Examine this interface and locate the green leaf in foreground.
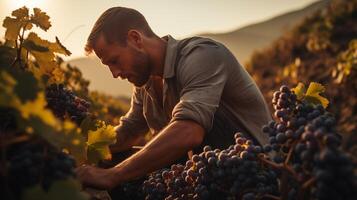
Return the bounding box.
[22,179,89,200]
[86,121,116,164]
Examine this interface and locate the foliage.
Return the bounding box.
[246,0,357,152]
[0,6,127,200]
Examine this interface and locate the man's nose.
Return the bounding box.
[109,67,121,78]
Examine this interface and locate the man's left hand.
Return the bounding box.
[76,165,117,190]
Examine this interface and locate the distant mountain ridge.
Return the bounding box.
[68,56,134,97]
[67,0,329,97]
[200,0,330,63]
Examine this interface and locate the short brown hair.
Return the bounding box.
[85,7,156,54]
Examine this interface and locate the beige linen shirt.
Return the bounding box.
[117,35,271,146]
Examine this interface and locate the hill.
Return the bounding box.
[68,56,133,98]
[67,1,329,98]
[200,0,330,64]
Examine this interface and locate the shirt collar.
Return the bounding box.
[162,35,179,79]
[143,35,179,92]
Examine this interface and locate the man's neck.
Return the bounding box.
[148,36,168,79]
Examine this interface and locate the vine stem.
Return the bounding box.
[13,22,29,69]
[284,140,298,165]
[302,177,316,189]
[258,155,283,169]
[18,27,25,69]
[0,135,31,148]
[296,177,316,200]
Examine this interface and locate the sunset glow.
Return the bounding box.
[8,0,47,9]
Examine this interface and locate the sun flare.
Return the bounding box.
[8,0,47,9]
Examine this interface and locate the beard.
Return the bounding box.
[130,48,151,87]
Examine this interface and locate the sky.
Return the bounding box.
[0,0,319,60]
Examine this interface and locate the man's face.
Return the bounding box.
[93,34,151,87]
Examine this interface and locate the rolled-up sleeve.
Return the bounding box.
[116,87,149,135]
[170,44,228,132]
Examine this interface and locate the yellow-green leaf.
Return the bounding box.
[30,8,51,31]
[305,82,329,108]
[87,144,112,164]
[292,82,306,100]
[305,82,325,96]
[48,67,65,84]
[27,61,43,80]
[2,17,22,41]
[26,32,57,74]
[60,120,87,165]
[87,123,116,145]
[50,37,71,56]
[0,71,18,107]
[23,39,49,52]
[27,32,52,49]
[12,6,29,20]
[18,92,58,127]
[86,122,116,164]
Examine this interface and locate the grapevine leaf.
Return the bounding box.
[13,70,40,102]
[18,92,58,127]
[26,32,57,74]
[86,122,116,164]
[87,144,111,164]
[60,120,87,165]
[27,32,51,47]
[305,82,329,108]
[26,33,70,77]
[24,22,33,30]
[2,17,22,41]
[22,179,89,200]
[292,82,306,100]
[0,71,18,107]
[27,61,43,80]
[0,45,16,66]
[30,8,51,31]
[79,117,98,136]
[87,122,116,145]
[48,67,65,84]
[22,39,49,52]
[12,6,29,20]
[50,37,71,56]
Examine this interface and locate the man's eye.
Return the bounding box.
[109,60,117,65]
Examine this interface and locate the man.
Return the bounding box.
[76,7,271,189]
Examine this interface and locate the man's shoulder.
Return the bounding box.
[178,36,223,56]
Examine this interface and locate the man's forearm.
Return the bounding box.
[110,120,205,185]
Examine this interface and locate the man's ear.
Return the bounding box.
[127,30,143,48]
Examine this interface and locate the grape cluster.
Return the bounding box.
[45,83,90,125]
[262,85,356,200]
[141,84,356,200]
[142,133,278,200]
[6,142,76,199]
